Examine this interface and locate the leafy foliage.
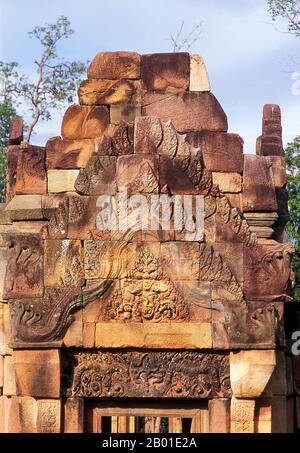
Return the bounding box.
[285,136,300,298]
[0,99,19,202]
[0,16,86,142]
[267,0,300,35]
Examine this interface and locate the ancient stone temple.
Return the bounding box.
[0,51,299,433]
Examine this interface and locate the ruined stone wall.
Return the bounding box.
[0,51,298,433]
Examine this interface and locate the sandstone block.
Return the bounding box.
[43,195,69,239]
[230,350,276,398]
[3,355,16,396]
[0,395,12,432]
[276,187,289,220]
[160,242,200,280]
[79,79,140,105]
[7,396,38,433]
[231,398,255,433]
[6,145,19,202]
[269,156,287,188]
[95,322,212,349]
[75,155,116,195]
[64,397,84,433]
[106,121,134,155]
[16,146,47,194]
[88,51,140,79]
[244,243,293,301]
[212,242,244,282]
[198,132,244,173]
[83,322,95,348]
[5,195,43,220]
[110,103,142,124]
[259,104,284,156]
[37,399,61,433]
[189,55,211,92]
[243,155,277,211]
[0,247,8,300]
[134,116,162,154]
[174,281,211,322]
[42,194,66,219]
[68,195,101,240]
[9,119,23,145]
[212,301,278,349]
[116,154,159,193]
[13,349,60,398]
[159,155,200,195]
[3,234,44,299]
[141,52,190,92]
[269,351,288,396]
[0,303,12,355]
[208,399,230,433]
[254,399,272,433]
[142,92,228,133]
[14,221,46,235]
[212,172,242,193]
[84,242,126,280]
[44,239,84,287]
[0,204,12,225]
[63,309,83,347]
[61,104,109,140]
[46,136,96,169]
[5,396,22,432]
[48,169,79,193]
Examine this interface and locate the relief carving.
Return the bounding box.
[244,243,294,301]
[47,196,69,239]
[212,301,279,349]
[199,244,244,302]
[108,121,134,155]
[158,119,257,247]
[3,234,44,299]
[75,155,116,195]
[10,280,111,344]
[107,279,189,322]
[66,351,232,399]
[37,400,60,433]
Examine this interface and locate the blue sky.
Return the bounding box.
[0,0,299,152]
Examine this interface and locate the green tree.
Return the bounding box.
[0,98,19,202]
[267,0,300,35]
[0,16,86,143]
[285,137,300,298]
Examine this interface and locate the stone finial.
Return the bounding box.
[257,104,284,156]
[8,119,23,145]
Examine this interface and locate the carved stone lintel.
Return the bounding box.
[65,351,231,399]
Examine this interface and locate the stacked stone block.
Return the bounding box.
[0,51,298,433]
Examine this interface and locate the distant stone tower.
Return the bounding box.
[0,51,298,433]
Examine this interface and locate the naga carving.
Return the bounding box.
[3,234,44,299]
[10,280,111,344]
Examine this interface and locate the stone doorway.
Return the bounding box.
[84,400,209,433]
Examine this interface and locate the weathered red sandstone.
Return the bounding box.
[0,51,295,434]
